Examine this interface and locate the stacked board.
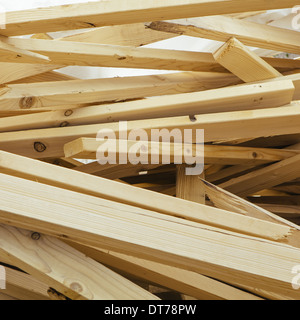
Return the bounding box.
[0,0,300,300]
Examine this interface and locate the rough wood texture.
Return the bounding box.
[213,38,282,82]
[0,224,157,300]
[0,174,299,298]
[0,2,300,301]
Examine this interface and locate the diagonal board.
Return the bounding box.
[2,37,300,72]
[0,224,157,300]
[0,21,179,85]
[0,40,50,64]
[201,179,300,231]
[68,242,264,300]
[148,16,300,55]
[0,71,240,112]
[2,0,300,36]
[213,38,282,82]
[59,23,177,46]
[220,154,300,198]
[0,37,228,72]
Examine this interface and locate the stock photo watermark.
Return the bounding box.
[292,265,300,290]
[96,122,205,176]
[292,5,300,30]
[0,265,5,290]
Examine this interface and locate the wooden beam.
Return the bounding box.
[176,165,206,204]
[248,196,300,207]
[8,71,78,84]
[64,138,204,163]
[3,267,50,300]
[2,103,300,159]
[64,138,300,165]
[1,38,227,72]
[261,71,300,101]
[220,154,300,197]
[0,40,50,64]
[68,243,263,300]
[60,23,177,46]
[2,37,299,73]
[213,38,282,82]
[0,62,61,85]
[0,71,240,112]
[3,0,299,36]
[0,174,299,298]
[0,224,157,300]
[81,164,164,180]
[206,164,259,183]
[255,204,300,217]
[202,179,300,231]
[148,16,300,55]
[0,80,294,131]
[0,293,18,300]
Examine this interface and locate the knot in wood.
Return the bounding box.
[31,232,41,241]
[20,96,36,109]
[34,142,47,153]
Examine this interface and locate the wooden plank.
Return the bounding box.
[148,16,300,55]
[3,0,299,36]
[80,164,164,180]
[0,173,298,298]
[2,38,227,72]
[68,243,263,300]
[248,196,300,207]
[60,23,177,46]
[0,62,62,85]
[0,71,240,112]
[0,109,50,119]
[220,154,300,197]
[8,71,78,84]
[201,179,300,231]
[0,224,157,300]
[3,37,300,72]
[0,80,294,130]
[3,267,50,300]
[176,165,206,204]
[64,138,203,163]
[0,293,18,300]
[0,150,296,242]
[64,138,300,165]
[2,103,300,159]
[44,157,83,169]
[273,183,300,195]
[213,38,282,82]
[206,164,259,183]
[255,204,300,217]
[261,71,300,100]
[0,40,50,64]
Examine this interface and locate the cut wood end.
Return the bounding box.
[279,228,300,249]
[213,37,239,61]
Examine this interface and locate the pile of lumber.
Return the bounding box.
[1,0,300,301]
